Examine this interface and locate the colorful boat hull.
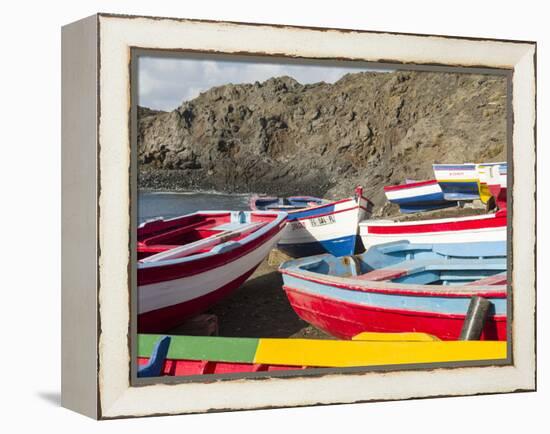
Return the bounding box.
[433,163,480,201]
[138,211,287,332]
[280,241,507,341]
[476,162,505,204]
[137,333,506,377]
[488,163,508,210]
[359,210,507,250]
[384,179,458,213]
[276,187,373,257]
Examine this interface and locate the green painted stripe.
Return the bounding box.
[138,334,260,363]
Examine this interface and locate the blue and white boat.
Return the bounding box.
[253,187,374,257]
[383,179,457,213]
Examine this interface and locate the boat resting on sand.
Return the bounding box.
[476,162,506,204]
[488,163,508,211]
[279,240,507,341]
[383,180,457,213]
[138,210,287,332]
[269,187,374,257]
[137,332,506,377]
[250,195,327,211]
[359,210,506,250]
[433,163,480,201]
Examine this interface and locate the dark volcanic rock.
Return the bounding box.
[138,71,507,206]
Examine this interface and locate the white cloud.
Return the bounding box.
[138,56,392,111]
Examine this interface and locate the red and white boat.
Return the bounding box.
[383,179,457,213]
[359,210,506,250]
[137,210,287,332]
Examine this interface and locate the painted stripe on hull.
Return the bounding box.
[278,196,370,257]
[388,192,447,205]
[284,286,506,340]
[437,181,480,200]
[137,334,506,374]
[139,230,279,315]
[384,184,442,201]
[384,185,458,213]
[138,264,260,332]
[362,212,505,234]
[360,227,506,250]
[138,334,259,361]
[254,337,506,366]
[383,180,438,192]
[281,275,507,316]
[138,218,285,284]
[359,213,507,249]
[287,204,336,220]
[137,357,301,375]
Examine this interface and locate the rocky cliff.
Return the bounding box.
[138,70,507,207]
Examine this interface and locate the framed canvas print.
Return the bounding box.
[61,13,536,419]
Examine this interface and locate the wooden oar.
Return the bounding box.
[141,221,266,263]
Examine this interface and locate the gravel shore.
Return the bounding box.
[169,249,333,339]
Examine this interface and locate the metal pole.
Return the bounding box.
[459,296,492,341]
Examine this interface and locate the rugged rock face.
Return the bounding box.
[138,70,507,206]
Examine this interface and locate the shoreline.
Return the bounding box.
[138,168,333,198]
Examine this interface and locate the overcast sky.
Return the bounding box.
[138,56,388,111]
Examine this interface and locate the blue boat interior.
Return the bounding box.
[281,241,507,286]
[255,196,325,211]
[438,181,480,200]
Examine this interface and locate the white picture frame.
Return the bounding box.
[61,13,536,419]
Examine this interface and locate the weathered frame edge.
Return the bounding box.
[61,13,100,419]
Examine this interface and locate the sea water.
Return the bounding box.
[138,190,252,223]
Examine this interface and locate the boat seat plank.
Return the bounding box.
[465,272,507,286]
[141,219,217,246]
[141,222,264,263]
[214,222,257,231]
[353,258,504,282]
[355,268,409,281]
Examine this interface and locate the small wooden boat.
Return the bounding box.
[359,210,506,250]
[250,195,327,211]
[279,241,507,341]
[476,162,505,204]
[138,210,287,332]
[383,180,457,213]
[488,163,508,210]
[253,187,374,257]
[137,332,506,377]
[433,163,480,201]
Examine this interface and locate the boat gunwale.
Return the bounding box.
[279,267,507,298]
[383,179,439,192]
[359,211,507,234]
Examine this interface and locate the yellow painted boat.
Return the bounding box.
[138,333,507,376]
[476,163,505,204]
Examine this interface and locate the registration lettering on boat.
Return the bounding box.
[309,214,336,227]
[290,221,307,231]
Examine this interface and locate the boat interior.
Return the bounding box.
[285,241,507,286]
[256,196,325,210]
[137,212,267,262]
